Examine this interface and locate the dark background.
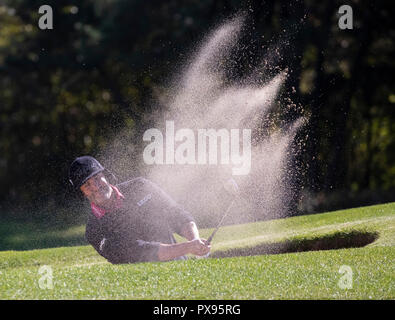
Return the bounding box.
[1,0,394,224]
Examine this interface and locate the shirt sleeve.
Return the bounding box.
[145,179,196,235]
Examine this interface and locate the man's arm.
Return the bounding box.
[143,179,210,261]
[179,221,201,240]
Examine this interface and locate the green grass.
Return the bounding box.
[0,203,394,299]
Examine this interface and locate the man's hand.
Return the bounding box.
[188,238,211,256]
[157,221,211,261]
[157,238,211,261]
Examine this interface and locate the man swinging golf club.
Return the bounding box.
[68,155,211,264]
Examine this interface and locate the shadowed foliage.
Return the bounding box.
[0,1,394,220]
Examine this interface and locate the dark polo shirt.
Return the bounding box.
[85,177,195,264]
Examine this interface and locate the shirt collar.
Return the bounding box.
[90,185,124,219]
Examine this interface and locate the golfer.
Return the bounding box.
[68,156,211,264]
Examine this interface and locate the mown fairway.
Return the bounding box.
[0,203,394,299]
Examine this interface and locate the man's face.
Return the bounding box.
[80,172,113,206]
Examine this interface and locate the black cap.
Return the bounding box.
[68,156,105,189]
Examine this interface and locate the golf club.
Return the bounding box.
[207,178,239,244]
[206,198,236,244]
[197,178,239,259]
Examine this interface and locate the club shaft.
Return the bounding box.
[207,199,235,244]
